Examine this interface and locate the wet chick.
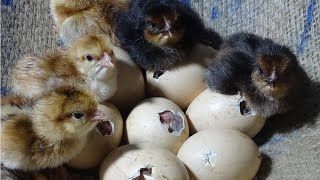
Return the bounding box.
[205,33,307,117]
[115,0,222,72]
[50,0,128,46]
[11,34,118,102]
[1,86,105,171]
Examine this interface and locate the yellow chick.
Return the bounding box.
[50,0,128,46]
[11,34,118,102]
[1,86,105,171]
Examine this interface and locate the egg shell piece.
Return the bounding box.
[177,128,261,180]
[68,103,123,169]
[99,144,190,180]
[186,89,266,137]
[146,44,217,110]
[110,46,145,113]
[126,97,189,154]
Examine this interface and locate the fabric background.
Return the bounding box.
[1,0,319,179]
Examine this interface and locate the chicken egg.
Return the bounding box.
[186,89,266,137]
[110,46,145,113]
[177,128,261,180]
[67,103,123,169]
[126,97,189,153]
[146,44,217,110]
[99,144,190,180]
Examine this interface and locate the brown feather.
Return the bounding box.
[1,86,99,171]
[50,0,129,46]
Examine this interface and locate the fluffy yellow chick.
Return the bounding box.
[50,0,128,46]
[1,86,105,171]
[11,34,118,102]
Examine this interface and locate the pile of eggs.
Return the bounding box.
[70,44,265,179]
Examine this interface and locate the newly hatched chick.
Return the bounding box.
[205,33,307,117]
[1,86,105,171]
[50,0,128,46]
[115,0,222,72]
[11,34,118,102]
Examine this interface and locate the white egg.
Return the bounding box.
[177,128,261,180]
[126,97,189,153]
[146,44,217,110]
[186,89,266,137]
[110,46,145,113]
[68,103,123,169]
[100,144,190,180]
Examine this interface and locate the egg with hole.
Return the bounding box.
[110,46,145,113]
[146,44,217,110]
[177,128,261,180]
[67,103,123,169]
[126,97,189,153]
[100,144,190,180]
[186,89,266,137]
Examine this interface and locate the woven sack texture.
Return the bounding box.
[1,0,319,179]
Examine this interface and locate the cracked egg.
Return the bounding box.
[126,97,189,153]
[109,46,145,113]
[99,145,190,180]
[146,44,217,110]
[186,89,266,137]
[177,128,261,180]
[68,103,123,169]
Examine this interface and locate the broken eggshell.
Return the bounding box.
[99,144,190,180]
[146,44,217,110]
[126,97,189,153]
[177,128,261,180]
[110,46,145,113]
[67,103,123,169]
[186,89,266,137]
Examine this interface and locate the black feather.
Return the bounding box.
[115,0,221,71]
[205,49,254,95]
[205,32,307,117]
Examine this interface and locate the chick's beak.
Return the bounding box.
[268,71,277,88]
[163,20,173,37]
[99,52,115,68]
[90,109,106,121]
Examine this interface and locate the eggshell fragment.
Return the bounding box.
[110,46,145,113]
[126,97,189,153]
[99,145,190,180]
[177,129,261,180]
[186,89,266,137]
[68,103,123,169]
[146,44,217,110]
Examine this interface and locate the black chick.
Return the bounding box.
[205,33,307,117]
[115,0,222,72]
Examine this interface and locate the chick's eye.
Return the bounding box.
[147,22,156,28]
[72,112,84,119]
[258,67,263,74]
[86,55,93,61]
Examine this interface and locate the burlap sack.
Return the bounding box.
[1,0,319,179]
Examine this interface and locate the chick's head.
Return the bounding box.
[69,34,116,78]
[252,45,298,98]
[142,2,185,47]
[33,86,105,139]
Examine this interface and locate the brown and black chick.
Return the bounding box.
[1,86,106,171]
[205,33,308,118]
[115,0,222,73]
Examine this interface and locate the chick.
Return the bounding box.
[205,33,307,117]
[50,0,128,46]
[115,0,222,72]
[1,86,105,171]
[11,34,118,102]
